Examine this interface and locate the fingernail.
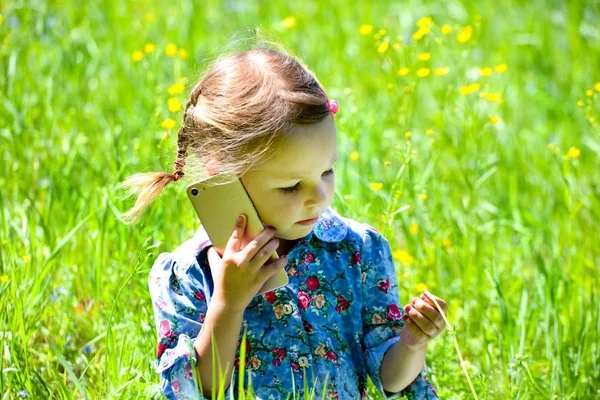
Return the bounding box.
[402,314,409,320]
[237,215,244,224]
[412,298,417,305]
[404,304,412,312]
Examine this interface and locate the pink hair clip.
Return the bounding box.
[318,87,339,115]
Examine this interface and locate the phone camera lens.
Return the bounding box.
[191,188,199,196]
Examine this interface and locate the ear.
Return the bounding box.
[206,159,220,177]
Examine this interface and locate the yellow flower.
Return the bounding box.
[456,25,473,43]
[377,41,389,53]
[282,16,296,29]
[144,12,155,22]
[178,48,189,60]
[370,183,383,191]
[442,238,451,248]
[458,83,481,95]
[168,83,185,95]
[417,16,432,28]
[416,283,428,292]
[165,43,177,56]
[586,89,593,97]
[489,115,501,124]
[374,33,382,40]
[484,93,501,102]
[441,24,453,35]
[412,26,430,40]
[418,193,428,201]
[0,275,7,282]
[143,43,156,54]
[22,255,31,262]
[418,52,431,61]
[161,118,176,129]
[426,129,434,136]
[392,249,414,264]
[359,24,373,35]
[393,43,402,50]
[590,116,597,124]
[405,131,412,138]
[409,223,419,234]
[384,160,391,167]
[350,151,360,161]
[131,50,144,62]
[595,82,600,91]
[566,147,581,159]
[433,67,449,76]
[379,28,387,35]
[416,68,430,77]
[397,68,410,76]
[577,100,584,107]
[547,143,555,150]
[494,63,508,73]
[480,67,493,76]
[167,98,182,113]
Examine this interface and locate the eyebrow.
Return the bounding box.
[277,154,338,181]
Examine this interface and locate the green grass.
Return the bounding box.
[1,0,600,398]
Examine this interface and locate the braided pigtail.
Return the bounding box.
[118,85,201,224]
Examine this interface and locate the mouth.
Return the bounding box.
[296,215,320,225]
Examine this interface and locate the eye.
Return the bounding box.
[278,168,335,195]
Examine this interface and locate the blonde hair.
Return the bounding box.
[118,44,331,224]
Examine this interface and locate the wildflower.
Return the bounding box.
[489,116,501,124]
[494,63,508,73]
[131,50,144,62]
[350,152,360,161]
[442,238,451,248]
[484,93,501,102]
[0,275,8,282]
[384,160,391,167]
[566,147,580,159]
[393,43,402,50]
[392,249,414,264]
[370,183,383,191]
[441,24,453,35]
[168,83,185,95]
[591,116,597,124]
[595,82,600,91]
[65,333,73,348]
[405,131,412,138]
[17,390,30,398]
[547,143,555,150]
[22,255,30,262]
[409,223,419,234]
[416,68,430,77]
[418,193,427,201]
[397,68,410,76]
[144,12,155,22]
[167,98,182,113]
[282,16,296,29]
[456,25,473,43]
[0,15,3,25]
[480,67,492,76]
[416,283,428,292]
[412,26,430,40]
[178,48,189,60]
[374,33,382,40]
[433,67,449,76]
[378,28,387,35]
[161,118,176,129]
[426,129,434,136]
[577,100,584,107]
[377,41,389,53]
[165,43,177,56]
[586,89,593,97]
[143,43,156,54]
[359,24,373,35]
[458,83,481,95]
[418,52,431,61]
[417,16,432,28]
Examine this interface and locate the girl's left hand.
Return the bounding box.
[400,291,447,348]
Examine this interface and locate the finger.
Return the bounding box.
[421,291,448,314]
[258,254,289,282]
[404,304,436,338]
[249,237,280,268]
[402,317,429,346]
[224,214,246,256]
[207,246,222,267]
[238,226,277,262]
[411,298,445,330]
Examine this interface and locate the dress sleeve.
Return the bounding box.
[360,225,439,400]
[149,251,211,400]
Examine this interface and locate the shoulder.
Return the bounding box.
[319,208,388,250]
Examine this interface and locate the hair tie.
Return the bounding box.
[317,87,339,115]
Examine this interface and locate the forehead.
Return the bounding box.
[257,117,338,178]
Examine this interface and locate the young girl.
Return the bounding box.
[121,46,447,400]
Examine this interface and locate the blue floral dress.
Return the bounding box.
[148,207,438,399]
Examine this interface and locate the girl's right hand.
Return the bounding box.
[206,214,288,313]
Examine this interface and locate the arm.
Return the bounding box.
[194,300,244,398]
[380,342,427,393]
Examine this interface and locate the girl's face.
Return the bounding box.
[241,116,337,241]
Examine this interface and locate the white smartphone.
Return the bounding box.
[186,174,289,296]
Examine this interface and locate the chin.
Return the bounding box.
[275,225,313,240]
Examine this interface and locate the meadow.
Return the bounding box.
[1,0,599,398]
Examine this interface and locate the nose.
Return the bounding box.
[305,182,328,208]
